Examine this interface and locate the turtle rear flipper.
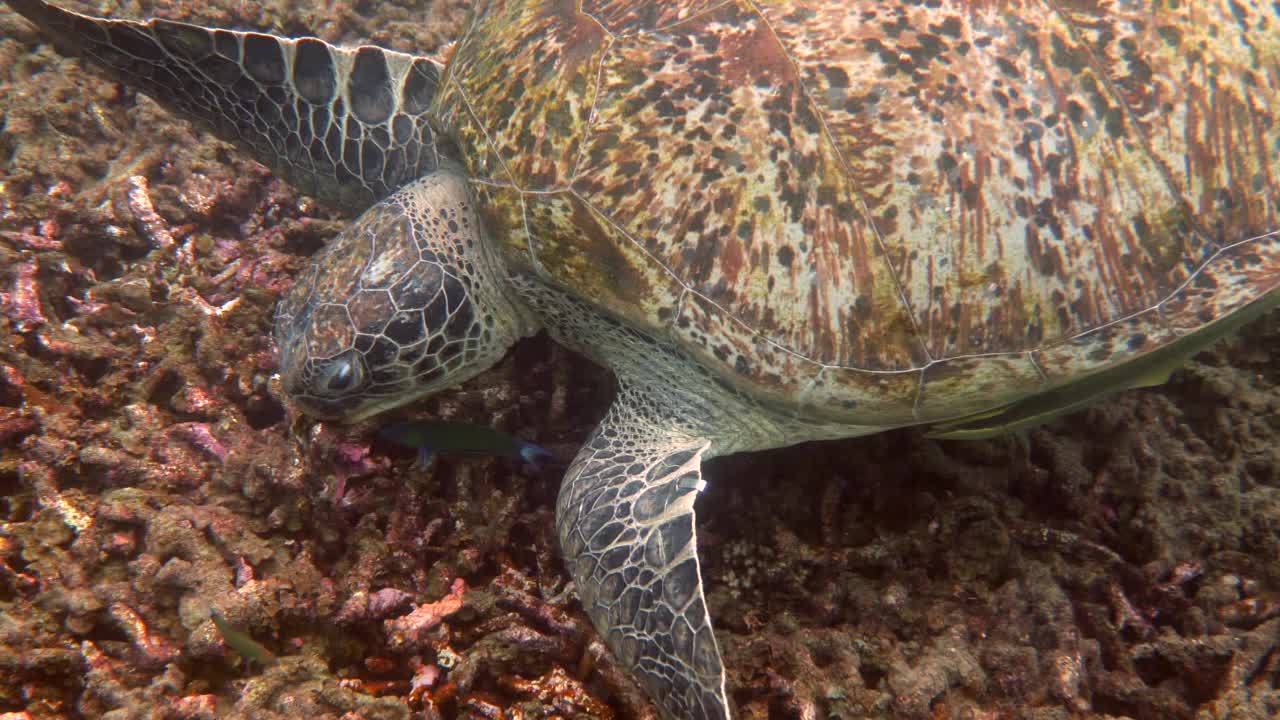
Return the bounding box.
[558,390,730,720]
[7,0,443,210]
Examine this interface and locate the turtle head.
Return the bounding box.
[274,171,536,422]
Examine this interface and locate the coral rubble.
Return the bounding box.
[2,2,1278,719]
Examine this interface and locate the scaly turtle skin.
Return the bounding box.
[9,1,1279,718]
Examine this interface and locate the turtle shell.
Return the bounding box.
[434,0,1280,424]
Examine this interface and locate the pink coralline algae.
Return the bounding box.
[124,175,177,253]
[5,260,44,332]
[107,601,180,668]
[385,578,468,650]
[167,422,229,463]
[334,587,413,625]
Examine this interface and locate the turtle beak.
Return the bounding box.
[275,334,305,398]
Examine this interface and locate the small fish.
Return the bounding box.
[210,609,277,666]
[380,419,554,469]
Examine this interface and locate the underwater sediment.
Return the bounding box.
[2,1,1279,719]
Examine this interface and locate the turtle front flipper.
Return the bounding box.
[558,397,729,720]
[6,0,442,210]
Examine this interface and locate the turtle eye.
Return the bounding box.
[319,352,362,395]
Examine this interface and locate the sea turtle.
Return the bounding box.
[8,0,1280,717]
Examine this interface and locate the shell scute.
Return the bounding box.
[799,363,921,424]
[438,0,609,189]
[572,0,924,372]
[580,0,731,36]
[1054,1,1280,244]
[524,192,687,329]
[1158,234,1280,336]
[916,353,1045,420]
[759,1,1209,363]
[464,181,528,264]
[1032,307,1173,385]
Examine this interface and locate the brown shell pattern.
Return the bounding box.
[435,0,1280,423]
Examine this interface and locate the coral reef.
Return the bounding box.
[2,1,1278,719]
